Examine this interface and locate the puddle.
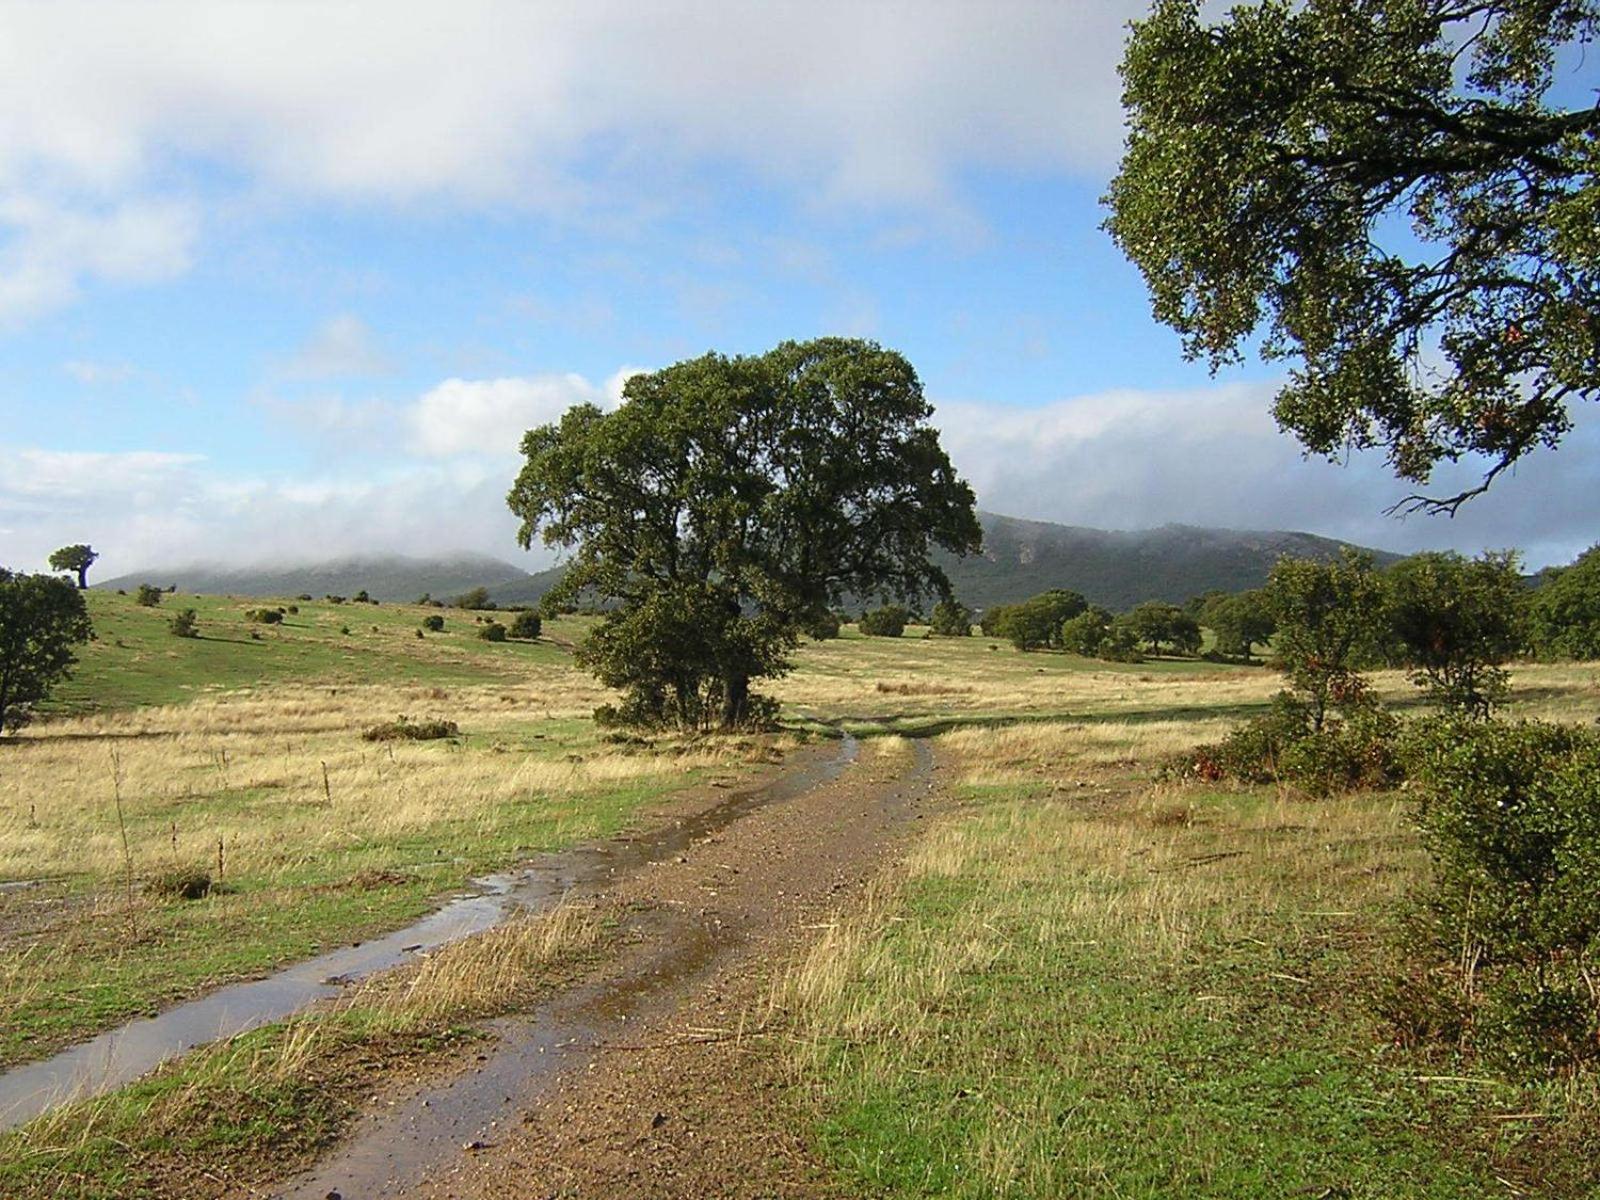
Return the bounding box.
[270,736,932,1200]
[0,734,858,1133]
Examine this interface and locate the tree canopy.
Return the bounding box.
[1108,1,1599,513]
[1382,549,1526,716]
[1530,544,1600,658]
[1266,550,1385,729]
[507,338,981,729]
[48,544,98,589]
[0,568,93,733]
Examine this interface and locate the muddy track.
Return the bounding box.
[269,736,940,1200]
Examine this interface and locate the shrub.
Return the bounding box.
[287,604,299,614]
[858,605,910,637]
[147,864,212,900]
[455,587,492,610]
[1185,691,1400,796]
[168,609,199,638]
[326,594,346,604]
[361,716,460,742]
[421,614,445,632]
[929,599,973,637]
[1399,719,1600,1071]
[245,607,283,624]
[354,589,371,603]
[509,610,542,639]
[134,583,163,607]
[297,593,313,601]
[478,621,508,642]
[1060,607,1112,657]
[804,609,842,640]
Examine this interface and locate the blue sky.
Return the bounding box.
[2,2,1595,576]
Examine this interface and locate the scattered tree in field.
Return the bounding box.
[1202,589,1276,659]
[509,609,542,640]
[1060,607,1114,656]
[1266,551,1384,730]
[245,607,284,625]
[169,609,199,638]
[1530,545,1600,660]
[507,338,980,730]
[421,614,445,633]
[48,544,98,589]
[0,569,93,734]
[454,587,492,610]
[1383,551,1526,718]
[478,621,508,642]
[929,599,973,637]
[859,605,912,638]
[1121,601,1201,656]
[134,583,163,607]
[992,589,1089,651]
[804,609,842,640]
[1107,1,1600,513]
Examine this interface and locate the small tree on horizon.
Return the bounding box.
[48,545,98,590]
[0,569,93,735]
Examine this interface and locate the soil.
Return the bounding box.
[279,737,943,1200]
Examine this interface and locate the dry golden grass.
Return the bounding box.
[0,680,784,884]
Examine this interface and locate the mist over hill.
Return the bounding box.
[99,513,1401,611]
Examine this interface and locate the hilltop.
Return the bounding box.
[97,513,1400,612]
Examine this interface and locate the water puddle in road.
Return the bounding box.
[0,734,858,1132]
[270,736,933,1200]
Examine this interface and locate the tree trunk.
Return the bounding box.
[76,566,88,589]
[721,672,749,731]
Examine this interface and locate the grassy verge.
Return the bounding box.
[0,901,608,1200]
[1,676,787,1067]
[776,727,1600,1198]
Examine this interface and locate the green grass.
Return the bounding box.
[52,591,575,712]
[782,770,1600,1198]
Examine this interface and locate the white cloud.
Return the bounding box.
[934,384,1600,569]
[409,369,637,458]
[282,314,392,379]
[0,192,197,322]
[0,4,1136,212]
[63,359,138,385]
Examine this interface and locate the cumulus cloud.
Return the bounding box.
[408,367,641,457]
[0,192,197,322]
[934,384,1600,569]
[0,4,1136,212]
[282,314,392,379]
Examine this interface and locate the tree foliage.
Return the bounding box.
[507,338,980,729]
[0,569,93,734]
[986,589,1089,651]
[48,544,98,589]
[1530,543,1600,659]
[1266,550,1384,729]
[1202,589,1276,658]
[859,605,912,638]
[1120,600,1203,655]
[1108,0,1600,512]
[928,599,974,637]
[1383,550,1527,716]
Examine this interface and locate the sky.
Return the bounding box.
[2,1,1595,579]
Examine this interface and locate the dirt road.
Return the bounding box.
[270,735,941,1200]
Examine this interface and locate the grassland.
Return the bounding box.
[0,591,782,1069]
[3,592,1598,1197]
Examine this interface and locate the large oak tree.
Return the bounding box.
[0,569,93,734]
[507,338,981,730]
[1107,0,1599,512]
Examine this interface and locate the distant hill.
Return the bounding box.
[934,513,1402,612]
[99,553,540,604]
[99,513,1400,611]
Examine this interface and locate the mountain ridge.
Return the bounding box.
[99,512,1403,611]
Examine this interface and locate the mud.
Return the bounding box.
[0,735,858,1132]
[271,737,938,1200]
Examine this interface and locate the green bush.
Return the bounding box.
[509,610,542,639]
[804,609,842,640]
[928,599,973,637]
[245,607,283,624]
[858,605,910,637]
[1186,691,1400,796]
[421,614,445,632]
[134,583,163,607]
[1400,719,1600,1072]
[478,621,508,642]
[168,609,199,638]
